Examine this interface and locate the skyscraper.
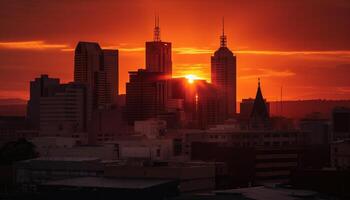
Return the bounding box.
[126,69,168,125]
[74,42,102,88]
[102,49,119,105]
[145,16,172,76]
[74,42,102,109]
[125,17,172,125]
[211,19,237,120]
[74,42,118,109]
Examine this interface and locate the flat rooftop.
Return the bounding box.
[43,177,176,189]
[215,186,318,200]
[22,157,100,162]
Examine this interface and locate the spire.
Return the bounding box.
[251,78,269,119]
[249,78,270,129]
[154,14,161,41]
[220,17,227,47]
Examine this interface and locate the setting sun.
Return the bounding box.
[185,74,200,84]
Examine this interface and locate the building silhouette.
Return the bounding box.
[126,18,172,125]
[74,42,118,110]
[39,83,89,144]
[192,80,221,129]
[145,16,172,76]
[126,69,168,125]
[165,78,222,129]
[102,49,119,105]
[27,75,60,129]
[332,107,350,140]
[211,19,237,120]
[27,75,90,144]
[250,79,270,129]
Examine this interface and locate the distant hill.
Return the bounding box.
[0,99,27,116]
[1,98,350,119]
[269,99,350,119]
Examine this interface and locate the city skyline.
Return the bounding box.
[1,0,350,101]
[1,2,350,199]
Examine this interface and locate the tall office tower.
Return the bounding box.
[74,41,118,109]
[74,42,102,88]
[145,16,172,76]
[74,42,102,109]
[102,49,119,105]
[211,20,237,119]
[39,83,89,144]
[27,74,60,129]
[126,69,168,125]
[192,80,221,129]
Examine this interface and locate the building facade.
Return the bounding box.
[211,23,237,119]
[126,69,168,125]
[27,75,60,129]
[39,83,90,144]
[332,107,350,140]
[145,17,172,76]
[74,42,118,110]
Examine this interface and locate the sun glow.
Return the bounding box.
[185,74,200,84]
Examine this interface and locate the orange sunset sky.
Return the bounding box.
[0,0,349,101]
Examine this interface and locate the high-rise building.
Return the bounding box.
[125,18,172,125]
[39,83,90,144]
[193,80,221,129]
[27,74,60,129]
[27,75,91,144]
[74,42,101,88]
[74,41,118,109]
[126,69,168,125]
[102,49,119,105]
[167,78,222,129]
[211,20,237,119]
[145,16,172,76]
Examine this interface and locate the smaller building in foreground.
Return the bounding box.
[39,177,178,200]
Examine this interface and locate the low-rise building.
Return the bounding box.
[332,107,350,140]
[39,177,179,200]
[299,114,330,145]
[134,119,167,138]
[15,157,106,192]
[331,139,350,169]
[104,160,223,193]
[0,116,38,146]
[31,137,118,160]
[110,136,173,160]
[179,127,311,186]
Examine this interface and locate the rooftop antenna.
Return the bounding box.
[154,14,161,41]
[220,17,227,47]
